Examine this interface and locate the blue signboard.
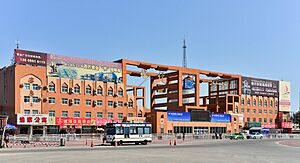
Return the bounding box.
[167,112,191,122]
[210,114,231,123]
[183,76,195,89]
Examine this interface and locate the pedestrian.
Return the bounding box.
[102,133,106,144]
[219,133,222,139]
[215,132,218,139]
[4,132,9,148]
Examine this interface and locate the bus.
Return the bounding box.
[105,123,152,145]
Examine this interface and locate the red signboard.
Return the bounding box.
[55,118,115,127]
[261,124,276,128]
[14,49,47,66]
[281,122,292,128]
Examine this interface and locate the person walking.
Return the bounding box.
[4,132,9,148]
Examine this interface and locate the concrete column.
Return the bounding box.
[29,126,33,139]
[43,126,47,137]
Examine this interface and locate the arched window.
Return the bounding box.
[108,87,113,96]
[74,84,80,94]
[241,98,245,105]
[85,85,92,94]
[49,82,55,92]
[247,99,250,105]
[275,100,278,107]
[253,99,256,106]
[264,100,267,107]
[160,115,164,119]
[118,88,123,96]
[62,83,68,93]
[259,100,262,106]
[270,100,273,107]
[128,99,133,108]
[97,86,103,95]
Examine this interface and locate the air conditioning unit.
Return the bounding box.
[43,86,48,90]
[93,89,97,96]
[43,98,48,102]
[124,102,128,106]
[19,84,24,88]
[114,93,118,97]
[92,101,97,107]
[38,85,42,90]
[114,101,118,108]
[69,88,74,94]
[38,98,43,102]
[69,99,73,105]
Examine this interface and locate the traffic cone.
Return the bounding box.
[174,139,176,146]
[91,141,94,147]
[169,140,172,146]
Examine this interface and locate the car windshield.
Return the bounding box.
[106,127,116,135]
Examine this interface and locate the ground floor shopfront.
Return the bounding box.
[166,122,231,134]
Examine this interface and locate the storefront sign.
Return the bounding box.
[47,54,122,82]
[211,114,231,123]
[14,49,47,66]
[167,112,191,122]
[96,118,115,126]
[124,117,146,123]
[281,122,292,128]
[279,81,291,112]
[242,76,279,97]
[261,124,276,128]
[247,122,261,128]
[55,117,115,127]
[17,114,49,125]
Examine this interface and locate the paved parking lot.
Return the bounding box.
[0,139,299,163]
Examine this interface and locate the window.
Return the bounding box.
[108,87,113,96]
[259,110,262,114]
[32,97,39,103]
[253,99,256,106]
[49,97,55,104]
[275,110,278,114]
[253,118,256,122]
[253,109,256,114]
[247,109,250,113]
[86,100,92,106]
[128,100,133,108]
[74,85,80,94]
[85,85,92,94]
[118,101,123,107]
[108,112,113,118]
[275,101,278,107]
[32,84,39,90]
[270,118,273,123]
[259,118,262,122]
[241,98,245,105]
[264,118,267,123]
[49,110,55,117]
[24,96,30,103]
[97,87,103,95]
[259,100,262,106]
[74,99,80,105]
[128,113,133,117]
[97,112,103,118]
[62,111,68,117]
[108,101,113,107]
[118,113,123,119]
[138,113,142,117]
[49,84,55,92]
[62,98,68,105]
[264,100,267,107]
[270,100,273,107]
[24,83,30,90]
[269,110,273,114]
[264,110,267,114]
[247,99,250,105]
[24,109,30,114]
[62,84,68,93]
[241,108,244,113]
[74,111,80,118]
[32,110,38,114]
[247,118,250,122]
[86,112,91,118]
[97,100,102,106]
[118,89,123,96]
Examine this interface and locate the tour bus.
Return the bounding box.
[105,123,152,145]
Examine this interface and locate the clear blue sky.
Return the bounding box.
[1,0,300,112]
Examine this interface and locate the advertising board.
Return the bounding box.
[241,76,279,97]
[14,49,47,66]
[279,81,291,112]
[47,54,122,83]
[182,74,195,89]
[17,114,49,125]
[210,114,231,123]
[191,111,210,122]
[55,117,115,127]
[167,112,191,122]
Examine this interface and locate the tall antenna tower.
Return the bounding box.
[182,39,187,68]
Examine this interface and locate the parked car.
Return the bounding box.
[229,133,244,140]
[247,132,263,139]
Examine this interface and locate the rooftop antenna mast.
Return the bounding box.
[182,39,187,68]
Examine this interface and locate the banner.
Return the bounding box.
[55,117,115,127]
[167,112,191,122]
[242,76,279,97]
[14,49,47,66]
[47,54,122,82]
[17,114,49,125]
[279,81,291,112]
[262,124,276,128]
[210,114,231,123]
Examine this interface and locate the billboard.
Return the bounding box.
[47,54,122,83]
[279,81,291,112]
[191,111,210,122]
[17,114,49,125]
[182,74,195,89]
[14,49,47,66]
[210,114,231,123]
[242,76,279,97]
[167,112,191,122]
